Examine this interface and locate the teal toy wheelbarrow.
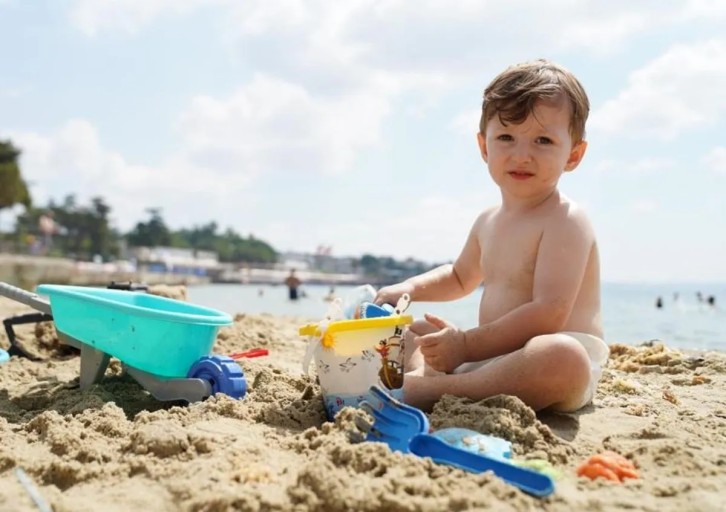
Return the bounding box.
[0,282,246,402]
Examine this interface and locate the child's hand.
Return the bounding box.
[415,313,468,373]
[375,282,413,306]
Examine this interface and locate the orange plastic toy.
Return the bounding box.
[576,451,639,482]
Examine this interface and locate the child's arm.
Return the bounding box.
[376,212,486,305]
[417,208,594,372]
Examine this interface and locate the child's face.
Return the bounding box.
[478,99,587,201]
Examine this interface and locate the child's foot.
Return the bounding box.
[402,373,439,412]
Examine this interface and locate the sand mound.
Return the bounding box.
[1,295,725,511]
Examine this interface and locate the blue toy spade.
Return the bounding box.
[360,386,555,498]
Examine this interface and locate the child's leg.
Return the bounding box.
[403,333,592,412]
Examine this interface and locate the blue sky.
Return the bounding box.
[1,0,725,283]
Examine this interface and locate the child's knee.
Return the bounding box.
[531,334,591,388]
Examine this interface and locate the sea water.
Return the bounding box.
[188,282,726,352]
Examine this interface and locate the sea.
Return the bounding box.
[188,282,726,352]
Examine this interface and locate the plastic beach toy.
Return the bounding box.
[511,459,562,480]
[37,284,230,377]
[577,451,639,482]
[300,294,413,419]
[342,285,377,319]
[361,386,555,497]
[0,349,9,364]
[359,302,395,318]
[0,282,246,403]
[431,427,512,461]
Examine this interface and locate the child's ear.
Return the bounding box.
[564,140,588,172]
[477,132,488,162]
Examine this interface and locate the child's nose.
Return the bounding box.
[511,143,532,162]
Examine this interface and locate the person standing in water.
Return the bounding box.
[284,269,302,301]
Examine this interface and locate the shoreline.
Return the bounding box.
[0,254,377,288]
[1,294,725,511]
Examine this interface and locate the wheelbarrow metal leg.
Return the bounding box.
[58,332,111,389]
[79,346,111,389]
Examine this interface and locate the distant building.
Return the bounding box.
[128,246,220,276]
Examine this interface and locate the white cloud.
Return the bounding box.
[8,120,258,232]
[682,0,726,18]
[65,0,726,137]
[590,157,675,175]
[258,190,491,262]
[590,39,726,140]
[557,10,652,54]
[320,194,488,262]
[67,1,718,70]
[630,199,658,213]
[449,109,480,137]
[0,86,25,99]
[176,73,392,175]
[69,0,219,36]
[702,146,726,173]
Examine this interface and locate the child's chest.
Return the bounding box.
[478,217,543,284]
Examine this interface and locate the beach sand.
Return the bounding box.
[1,290,725,511]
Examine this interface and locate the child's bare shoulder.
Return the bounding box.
[547,196,596,239]
[475,205,499,224]
[470,206,500,239]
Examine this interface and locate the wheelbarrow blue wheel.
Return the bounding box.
[187,355,247,399]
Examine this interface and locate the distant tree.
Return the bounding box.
[0,140,32,213]
[53,195,119,259]
[87,197,117,257]
[13,194,120,259]
[360,254,381,275]
[227,232,276,263]
[170,224,277,263]
[179,222,219,252]
[126,208,172,247]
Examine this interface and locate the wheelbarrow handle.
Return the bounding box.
[0,282,52,315]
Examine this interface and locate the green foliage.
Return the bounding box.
[213,230,277,263]
[14,194,120,259]
[0,140,32,211]
[125,211,277,264]
[1,138,426,272]
[174,224,277,263]
[126,208,172,247]
[5,180,423,273]
[360,253,432,279]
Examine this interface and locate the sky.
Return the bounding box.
[1,0,725,283]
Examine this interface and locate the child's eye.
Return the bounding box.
[496,134,513,141]
[535,136,553,145]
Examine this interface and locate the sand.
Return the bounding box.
[1,289,725,511]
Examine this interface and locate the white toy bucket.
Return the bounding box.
[300,314,413,419]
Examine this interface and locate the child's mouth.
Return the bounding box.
[508,171,534,180]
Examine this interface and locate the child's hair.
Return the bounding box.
[480,59,590,143]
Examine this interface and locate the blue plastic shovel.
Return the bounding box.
[360,386,555,498]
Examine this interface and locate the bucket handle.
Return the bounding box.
[394,294,411,315]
